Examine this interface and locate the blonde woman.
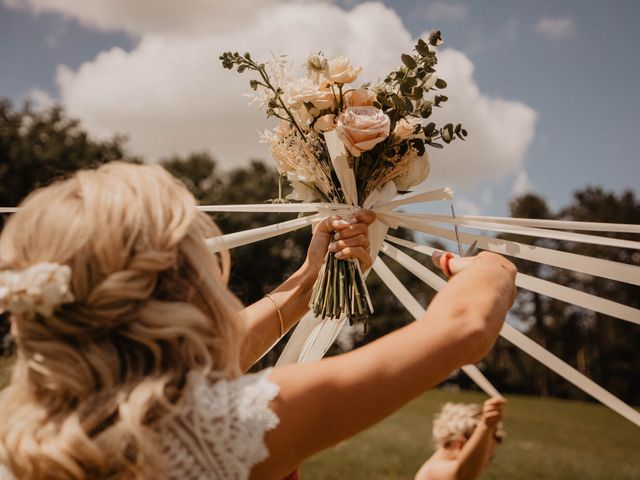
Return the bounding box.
[414,397,506,480]
[0,162,516,479]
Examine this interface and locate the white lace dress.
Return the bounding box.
[0,369,281,480]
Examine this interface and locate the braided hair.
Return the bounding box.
[0,162,245,479]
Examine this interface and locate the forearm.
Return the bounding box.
[455,424,494,480]
[256,259,513,477]
[261,297,489,475]
[240,263,317,370]
[429,259,515,361]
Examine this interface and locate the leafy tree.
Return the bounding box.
[0,99,136,211]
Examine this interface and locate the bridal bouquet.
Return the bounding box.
[220,31,466,326]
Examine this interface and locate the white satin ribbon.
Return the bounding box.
[325,130,358,207]
[205,213,326,253]
[451,214,640,234]
[377,241,640,428]
[392,212,640,250]
[390,220,640,286]
[384,235,640,326]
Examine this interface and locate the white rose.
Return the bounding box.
[327,56,362,84]
[286,180,319,202]
[394,150,430,191]
[289,80,335,111]
[313,114,336,133]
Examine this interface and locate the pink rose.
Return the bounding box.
[343,88,376,108]
[336,107,390,157]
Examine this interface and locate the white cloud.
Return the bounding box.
[55,2,412,163]
[24,88,55,110]
[423,47,538,189]
[534,17,576,39]
[2,0,287,37]
[26,1,535,191]
[423,2,468,23]
[512,169,534,195]
[454,196,481,216]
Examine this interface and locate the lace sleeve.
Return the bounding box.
[158,368,281,480]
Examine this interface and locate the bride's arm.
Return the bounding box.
[251,251,516,479]
[239,211,375,370]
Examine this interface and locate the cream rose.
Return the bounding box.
[336,107,390,157]
[344,88,376,108]
[313,114,336,133]
[393,118,421,140]
[327,56,362,84]
[394,150,430,191]
[289,80,335,111]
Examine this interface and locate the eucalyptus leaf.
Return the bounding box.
[415,39,430,56]
[401,54,417,69]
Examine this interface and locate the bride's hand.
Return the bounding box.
[303,210,376,275]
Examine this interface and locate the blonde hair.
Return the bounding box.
[432,402,505,449]
[0,162,245,479]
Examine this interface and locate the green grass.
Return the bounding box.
[301,389,640,480]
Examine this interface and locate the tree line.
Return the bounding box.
[1,98,638,404]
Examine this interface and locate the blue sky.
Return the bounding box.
[1,0,638,216]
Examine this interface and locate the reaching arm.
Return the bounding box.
[239,211,376,370]
[453,397,506,480]
[251,251,517,479]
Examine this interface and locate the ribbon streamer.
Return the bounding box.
[392,212,640,250]
[377,241,640,428]
[391,220,640,286]
[450,214,640,234]
[205,213,325,253]
[385,235,640,326]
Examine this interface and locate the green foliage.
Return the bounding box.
[219,51,306,137]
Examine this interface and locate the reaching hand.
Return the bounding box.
[481,396,506,429]
[305,210,376,274]
[432,250,517,307]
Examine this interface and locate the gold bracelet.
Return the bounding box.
[265,293,284,338]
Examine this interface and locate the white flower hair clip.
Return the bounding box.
[0,262,74,317]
